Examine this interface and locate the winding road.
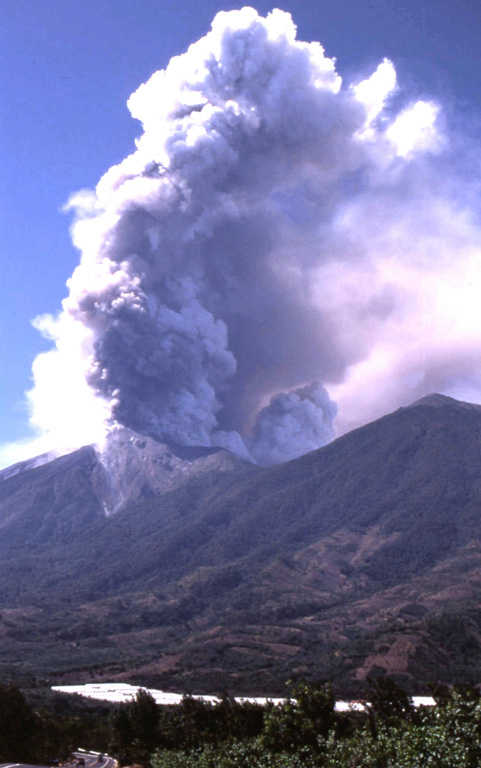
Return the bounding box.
[0,752,117,768]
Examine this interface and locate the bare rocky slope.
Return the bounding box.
[1,394,481,696]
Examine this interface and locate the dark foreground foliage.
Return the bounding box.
[0,682,113,763]
[151,680,481,768]
[2,678,481,767]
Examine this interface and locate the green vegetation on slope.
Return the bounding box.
[3,398,481,692]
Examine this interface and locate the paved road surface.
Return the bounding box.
[0,752,116,768]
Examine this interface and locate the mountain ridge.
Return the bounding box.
[1,394,481,695]
[404,392,481,412]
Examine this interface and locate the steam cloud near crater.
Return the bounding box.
[8,7,481,467]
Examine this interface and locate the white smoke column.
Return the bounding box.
[6,6,481,469]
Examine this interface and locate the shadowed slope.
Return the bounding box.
[1,395,481,693]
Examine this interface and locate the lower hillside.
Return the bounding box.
[1,395,481,695]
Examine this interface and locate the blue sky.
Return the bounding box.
[1,0,481,457]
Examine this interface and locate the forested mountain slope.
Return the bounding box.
[1,394,481,695]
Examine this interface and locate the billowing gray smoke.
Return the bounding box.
[14,7,481,469]
[61,7,356,465]
[251,383,337,465]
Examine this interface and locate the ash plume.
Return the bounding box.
[5,7,481,469]
[251,383,337,466]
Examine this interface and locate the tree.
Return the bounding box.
[261,680,336,752]
[368,676,415,723]
[0,683,37,762]
[110,688,159,763]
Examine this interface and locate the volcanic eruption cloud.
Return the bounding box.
[16,8,481,466]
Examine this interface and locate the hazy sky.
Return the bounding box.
[1,0,481,464]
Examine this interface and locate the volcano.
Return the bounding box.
[1,394,481,696]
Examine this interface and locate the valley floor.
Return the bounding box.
[52,681,436,709]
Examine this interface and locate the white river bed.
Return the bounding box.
[52,682,435,710]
